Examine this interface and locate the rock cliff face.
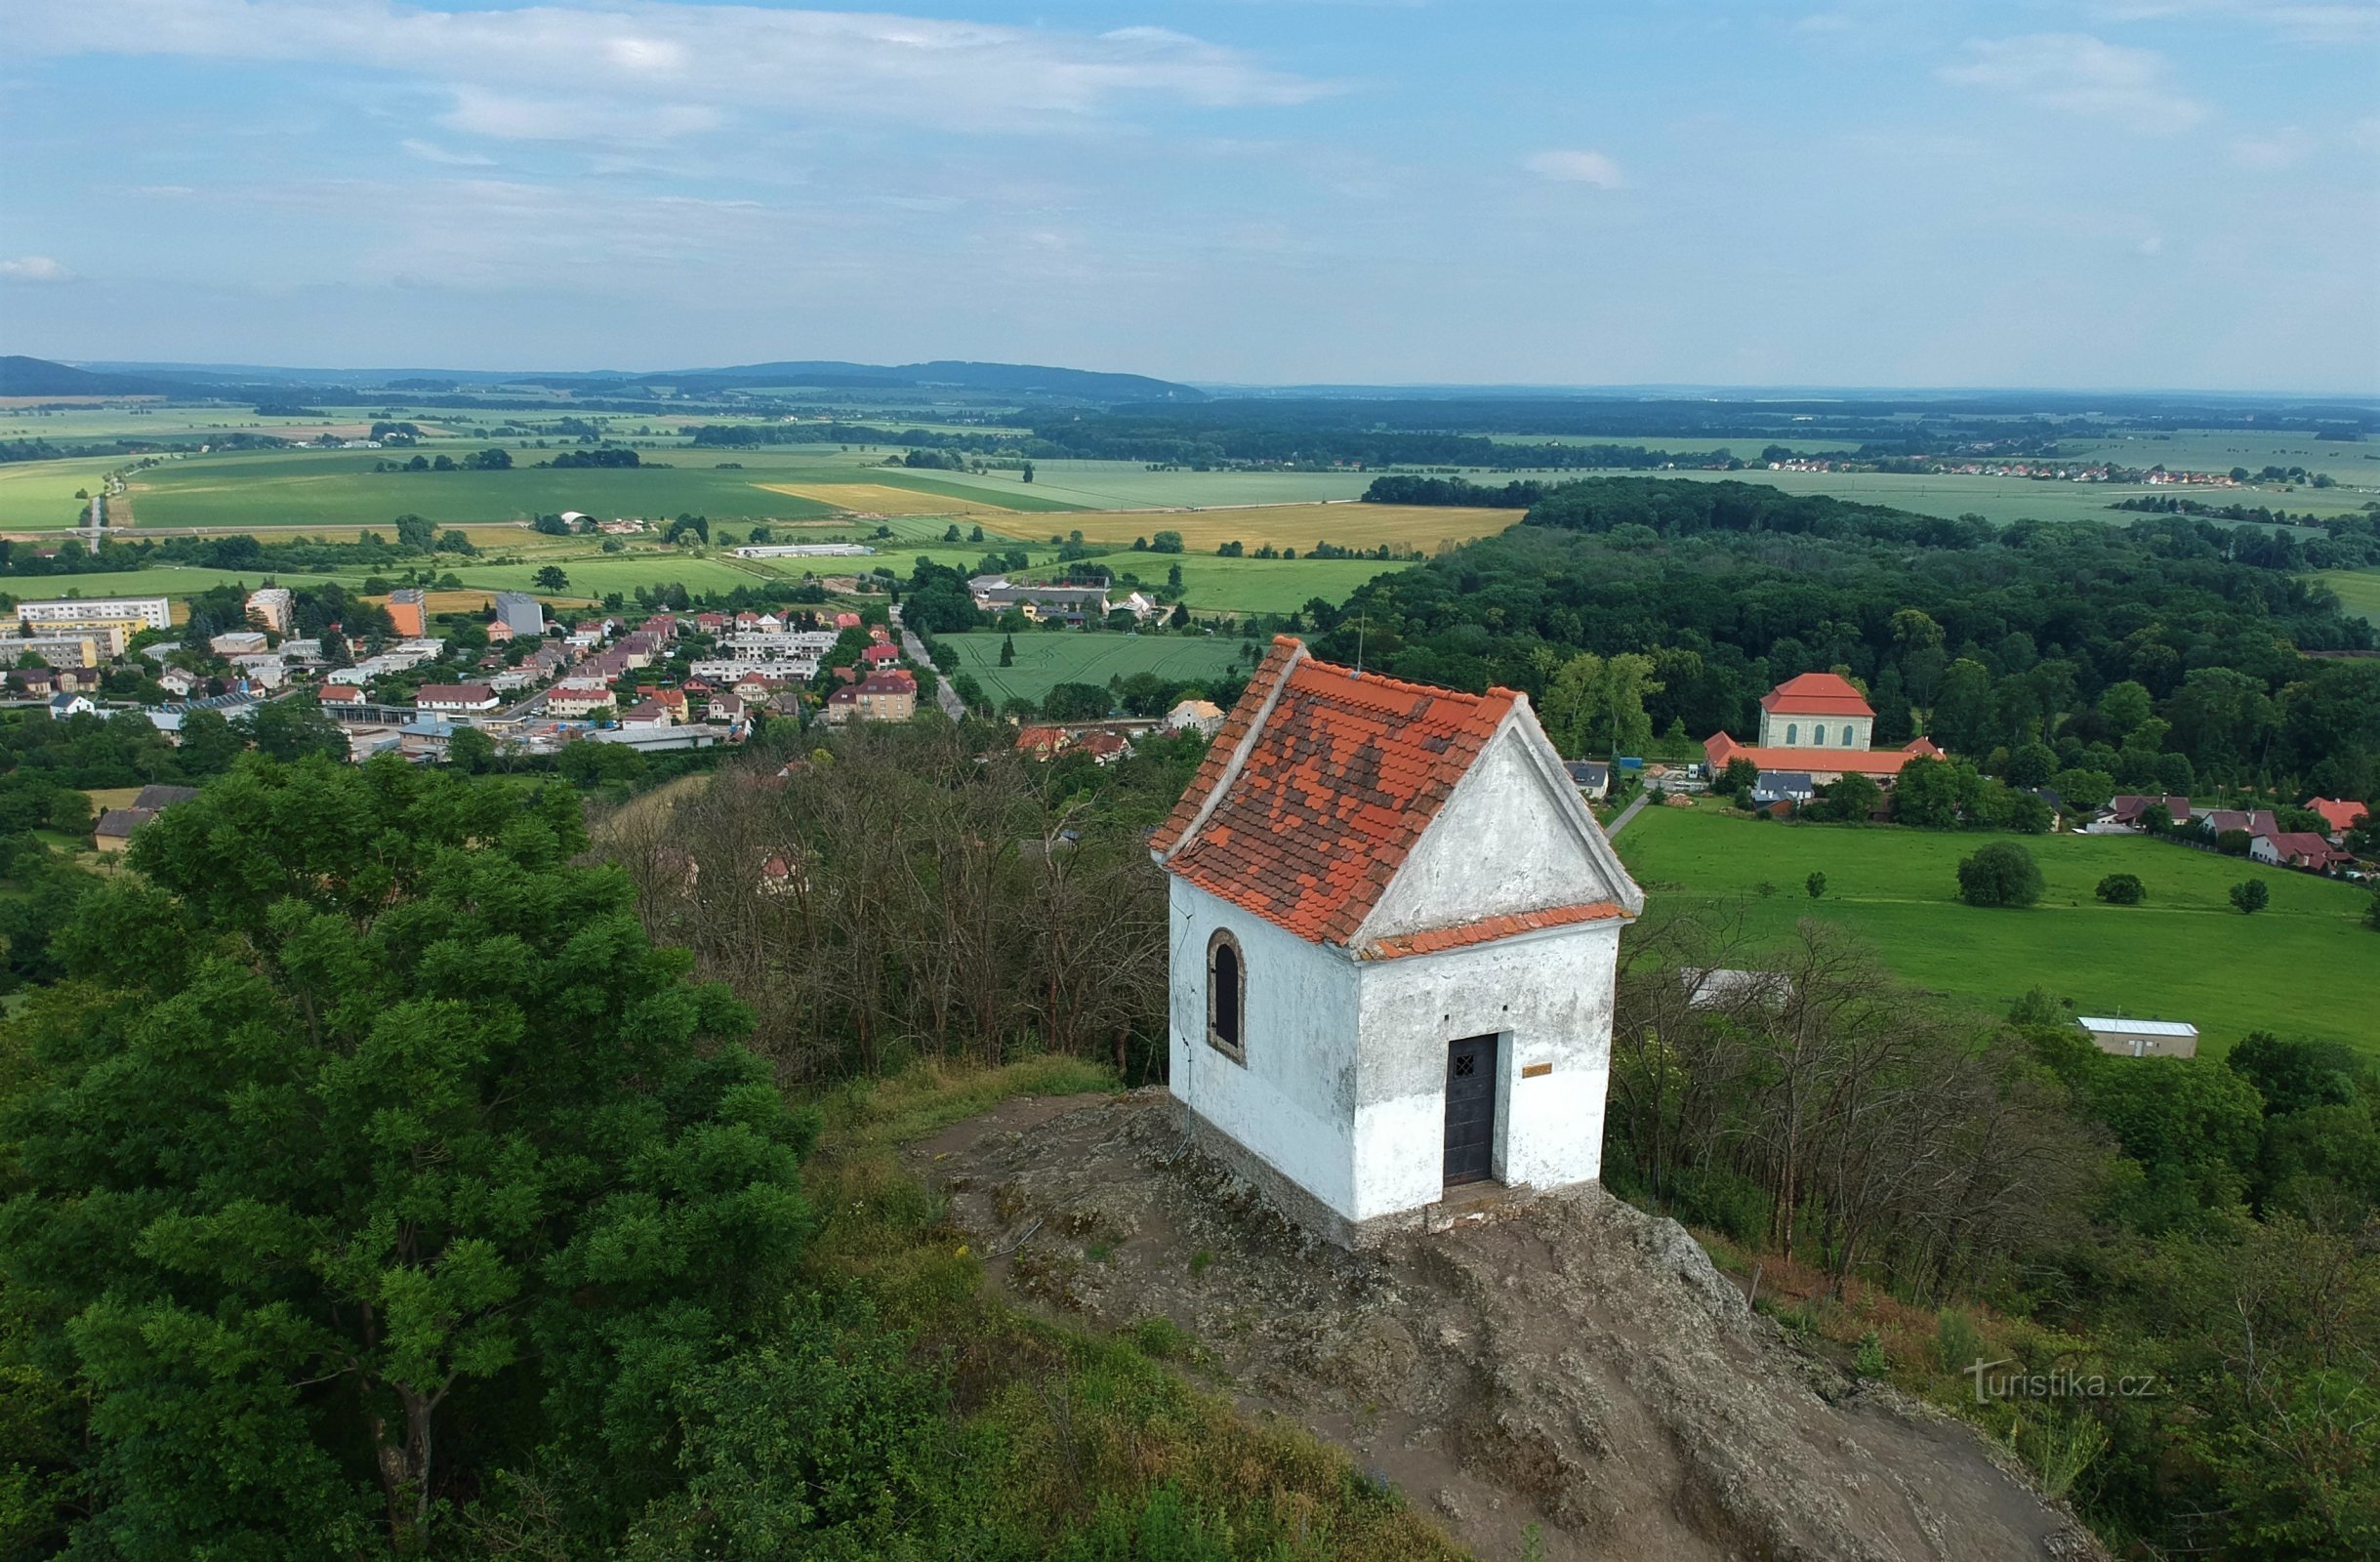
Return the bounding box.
[912,1091,2105,1562]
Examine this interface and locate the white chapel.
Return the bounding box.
[1150,637,1645,1247]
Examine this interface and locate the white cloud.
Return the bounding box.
[2091,2,2380,45]
[400,138,494,166]
[1524,149,1627,188]
[14,0,1332,141]
[1940,33,2208,134]
[0,256,74,282]
[2227,125,2317,167]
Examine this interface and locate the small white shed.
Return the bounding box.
[1151,637,1645,1247]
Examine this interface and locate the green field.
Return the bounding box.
[1639,467,2372,529]
[938,631,1252,706]
[2057,429,2380,487]
[1076,552,1417,615]
[2318,569,2380,624]
[0,456,118,529]
[1615,803,2376,1056]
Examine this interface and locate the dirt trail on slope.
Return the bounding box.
[910,1091,2104,1562]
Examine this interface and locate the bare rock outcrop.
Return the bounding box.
[912,1090,2105,1562]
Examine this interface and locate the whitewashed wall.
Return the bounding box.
[1759,709,1873,751]
[1168,878,1363,1220]
[1347,920,1621,1221]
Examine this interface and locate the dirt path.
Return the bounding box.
[911,1092,2103,1562]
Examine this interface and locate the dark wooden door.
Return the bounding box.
[1442,1033,1498,1187]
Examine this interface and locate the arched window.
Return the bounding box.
[1813,724,1826,747]
[1207,929,1246,1062]
[1842,724,1855,747]
[1785,722,1798,745]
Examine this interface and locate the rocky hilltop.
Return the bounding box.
[913,1091,2105,1562]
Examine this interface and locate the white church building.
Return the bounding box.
[1151,637,1645,1247]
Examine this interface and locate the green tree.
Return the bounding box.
[391,514,436,553]
[1929,658,1994,756]
[0,758,813,1554]
[2229,879,2271,915]
[444,724,496,774]
[2005,742,2058,789]
[533,565,569,592]
[998,634,1015,668]
[1810,771,1881,823]
[1539,652,1605,758]
[2095,873,2145,905]
[1893,755,1962,828]
[2099,679,2154,738]
[246,696,349,764]
[1956,842,2043,907]
[1805,871,1826,900]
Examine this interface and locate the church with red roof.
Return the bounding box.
[1705,671,1944,783]
[1151,637,1643,1247]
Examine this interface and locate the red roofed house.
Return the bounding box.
[1150,636,1645,1248]
[414,682,499,716]
[2308,798,2367,841]
[1014,725,1070,759]
[861,642,901,668]
[2251,831,2350,873]
[1703,671,1944,784]
[821,671,917,725]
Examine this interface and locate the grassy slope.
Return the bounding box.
[0,455,120,529]
[938,631,1252,706]
[1615,802,2377,1056]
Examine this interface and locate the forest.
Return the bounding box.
[1306,479,2380,802]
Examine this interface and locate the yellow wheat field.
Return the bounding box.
[1064,503,1523,555]
[759,482,1021,517]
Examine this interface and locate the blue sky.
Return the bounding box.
[3,0,2375,390]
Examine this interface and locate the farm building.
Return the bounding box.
[2077,1016,2199,1060]
[1164,699,1225,737]
[1153,637,1644,1248]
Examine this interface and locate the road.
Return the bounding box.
[891,608,965,719]
[1602,790,1653,839]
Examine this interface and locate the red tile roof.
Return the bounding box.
[1152,637,1521,947]
[1760,672,1875,719]
[1703,731,1942,776]
[1366,901,1626,960]
[2308,798,2367,835]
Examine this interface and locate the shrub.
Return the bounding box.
[1805,871,1827,900]
[1957,843,2044,908]
[2095,873,2145,906]
[2229,880,2270,916]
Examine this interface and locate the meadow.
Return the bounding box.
[2318,568,2380,624]
[900,461,1383,511]
[1642,467,2372,528]
[935,630,1252,706]
[0,456,118,529]
[2056,429,2380,487]
[1614,802,2376,1056]
[1074,552,1418,616]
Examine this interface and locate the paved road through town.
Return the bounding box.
[891,608,965,720]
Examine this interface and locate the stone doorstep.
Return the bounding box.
[1422,1179,1535,1235]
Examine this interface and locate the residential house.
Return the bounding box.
[2109,795,2192,828]
[93,808,157,852]
[414,682,500,716]
[2308,798,2368,842]
[821,672,916,725]
[230,654,289,690]
[706,692,746,725]
[2251,832,2349,873]
[2199,808,2280,843]
[134,784,199,811]
[10,668,58,698]
[861,642,901,669]
[276,637,324,665]
[1162,698,1225,738]
[319,682,366,705]
[1564,760,1611,800]
[1013,726,1071,760]
[2078,1016,2198,1059]
[157,666,201,698]
[546,682,617,719]
[1078,731,1132,765]
[620,699,676,730]
[47,692,96,720]
[1750,770,1817,805]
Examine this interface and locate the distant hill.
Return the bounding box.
[0,355,184,397]
[637,359,1204,403]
